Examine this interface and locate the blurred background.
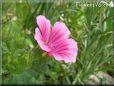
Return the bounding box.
[2,0,114,85]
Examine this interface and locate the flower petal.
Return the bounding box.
[48,22,70,45]
[34,28,51,52]
[50,53,63,61]
[36,15,51,42]
[50,39,78,63]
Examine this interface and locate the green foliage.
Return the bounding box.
[2,1,114,85]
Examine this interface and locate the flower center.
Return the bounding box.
[45,39,48,44]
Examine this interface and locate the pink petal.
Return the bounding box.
[36,15,51,42]
[54,39,78,53]
[49,53,63,61]
[51,39,78,63]
[48,22,70,45]
[34,28,51,52]
[61,54,72,63]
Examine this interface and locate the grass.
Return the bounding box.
[2,0,114,85]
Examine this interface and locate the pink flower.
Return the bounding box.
[34,15,78,63]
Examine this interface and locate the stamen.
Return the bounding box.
[45,39,48,44]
